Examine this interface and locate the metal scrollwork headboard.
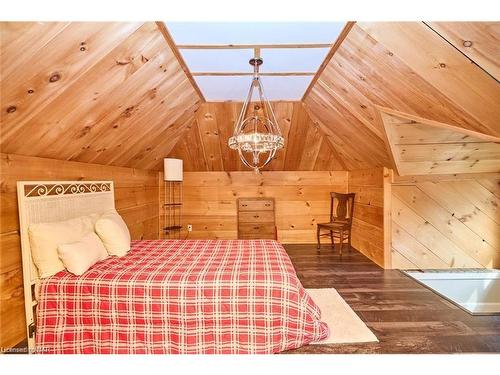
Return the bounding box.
[24,182,112,197]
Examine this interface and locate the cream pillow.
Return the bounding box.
[29,215,96,278]
[95,211,131,257]
[58,232,108,276]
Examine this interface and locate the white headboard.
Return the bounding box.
[16,181,115,352]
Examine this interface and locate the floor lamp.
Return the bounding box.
[163,158,183,239]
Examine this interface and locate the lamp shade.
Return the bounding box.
[163,158,183,181]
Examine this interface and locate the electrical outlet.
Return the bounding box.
[187,224,193,232]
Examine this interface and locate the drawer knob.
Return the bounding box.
[242,204,247,207]
[265,203,270,206]
[254,215,259,218]
[253,226,259,230]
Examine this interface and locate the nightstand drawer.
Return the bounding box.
[239,233,276,240]
[238,223,275,236]
[238,199,274,211]
[238,210,275,223]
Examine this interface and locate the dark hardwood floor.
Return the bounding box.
[283,244,500,354]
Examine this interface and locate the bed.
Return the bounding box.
[17,181,328,354]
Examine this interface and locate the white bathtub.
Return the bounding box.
[404,270,500,315]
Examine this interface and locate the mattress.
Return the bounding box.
[36,239,328,353]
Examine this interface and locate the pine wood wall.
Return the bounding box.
[160,169,394,269]
[169,102,345,172]
[0,153,159,349]
[161,171,348,243]
[391,175,500,269]
[380,109,500,176]
[347,168,392,268]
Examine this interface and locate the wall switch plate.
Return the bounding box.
[187,224,193,232]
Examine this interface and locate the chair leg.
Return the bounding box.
[348,230,351,252]
[316,226,321,250]
[330,231,334,249]
[339,230,343,256]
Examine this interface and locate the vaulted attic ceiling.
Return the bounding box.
[0,22,202,170]
[1,21,499,174]
[169,101,345,171]
[302,22,500,171]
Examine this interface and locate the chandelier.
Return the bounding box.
[228,57,284,171]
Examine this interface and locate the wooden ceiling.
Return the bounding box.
[381,109,500,175]
[1,21,499,173]
[303,22,500,171]
[426,22,499,81]
[168,101,345,171]
[0,22,202,170]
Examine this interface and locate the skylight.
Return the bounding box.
[165,22,346,101]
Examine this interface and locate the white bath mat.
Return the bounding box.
[306,288,378,345]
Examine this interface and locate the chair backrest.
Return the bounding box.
[330,192,355,224]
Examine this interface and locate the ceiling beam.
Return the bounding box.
[176,43,332,49]
[155,21,206,102]
[192,72,316,77]
[301,21,356,101]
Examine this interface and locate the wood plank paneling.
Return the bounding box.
[303,22,500,170]
[392,193,481,269]
[417,182,499,249]
[395,185,498,267]
[0,22,201,171]
[0,267,25,351]
[358,22,500,137]
[381,110,500,176]
[0,153,160,349]
[392,221,449,269]
[3,22,498,175]
[0,22,71,79]
[160,171,348,243]
[348,168,392,268]
[397,143,500,162]
[168,102,345,172]
[1,22,142,143]
[426,22,500,81]
[391,177,500,270]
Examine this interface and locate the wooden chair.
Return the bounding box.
[316,192,355,255]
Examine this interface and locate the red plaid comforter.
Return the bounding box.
[36,239,328,354]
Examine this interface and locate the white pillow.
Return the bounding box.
[57,232,108,276]
[95,211,131,257]
[29,215,96,278]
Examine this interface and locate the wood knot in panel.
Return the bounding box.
[49,72,61,82]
